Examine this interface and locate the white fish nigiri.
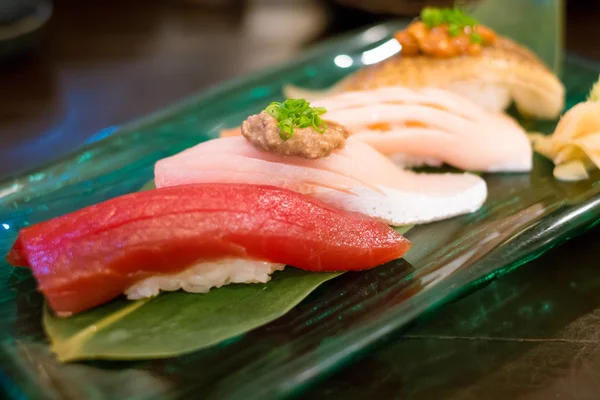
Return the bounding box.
[155,136,487,225]
[311,87,533,172]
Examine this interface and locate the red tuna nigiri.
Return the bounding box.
[7,183,411,316]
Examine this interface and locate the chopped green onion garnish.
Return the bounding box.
[470,32,482,44]
[263,99,327,140]
[421,7,443,29]
[419,7,483,44]
[448,24,461,37]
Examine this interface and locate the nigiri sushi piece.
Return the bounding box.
[7,183,411,316]
[314,87,533,172]
[218,87,532,172]
[155,136,488,226]
[284,9,565,120]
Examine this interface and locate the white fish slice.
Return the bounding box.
[311,87,533,173]
[155,137,487,225]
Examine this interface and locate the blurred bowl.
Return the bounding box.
[0,0,53,63]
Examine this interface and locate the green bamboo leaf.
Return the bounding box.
[138,180,156,192]
[43,269,342,362]
[43,180,413,362]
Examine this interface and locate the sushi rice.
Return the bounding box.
[126,259,286,299]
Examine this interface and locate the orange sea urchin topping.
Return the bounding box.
[394,7,496,58]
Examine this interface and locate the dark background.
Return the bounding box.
[0,0,599,180]
[3,2,600,399]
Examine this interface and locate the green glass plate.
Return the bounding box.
[1,20,600,400]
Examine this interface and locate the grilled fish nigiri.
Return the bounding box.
[219,87,532,173]
[284,11,565,120]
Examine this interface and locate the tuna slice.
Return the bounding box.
[7,183,411,315]
[155,137,488,226]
